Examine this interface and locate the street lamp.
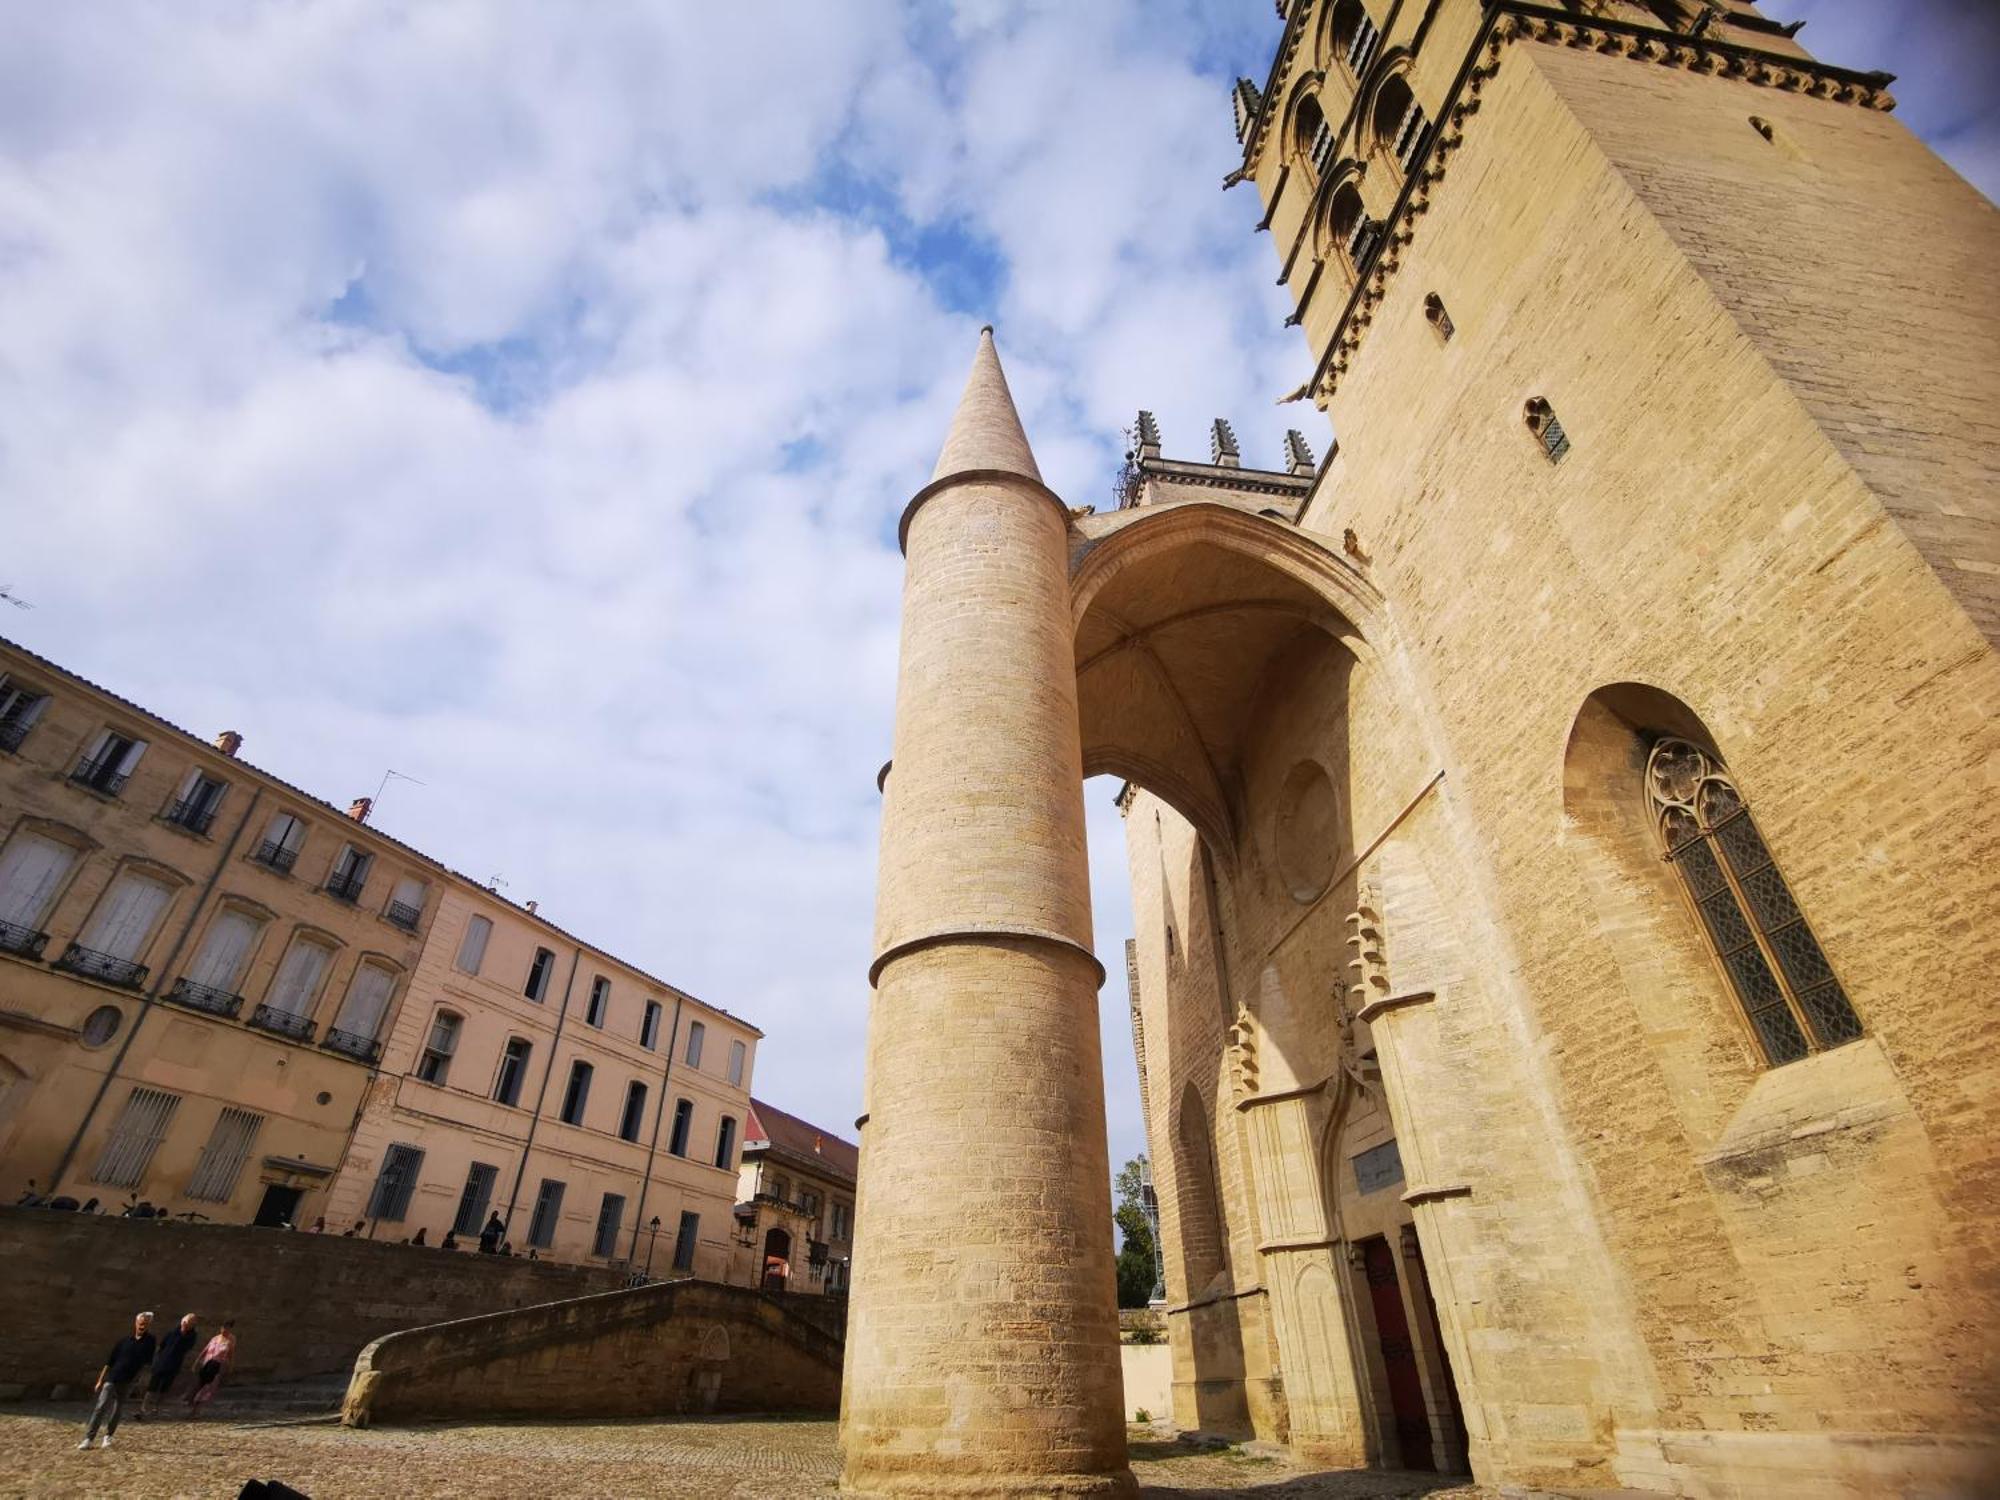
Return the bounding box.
[644,1215,663,1279]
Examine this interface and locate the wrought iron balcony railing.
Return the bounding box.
[322,1026,383,1064]
[248,1003,316,1042]
[69,755,129,797]
[56,943,147,988]
[251,840,298,873]
[384,899,423,932]
[324,869,367,904]
[164,797,219,835]
[165,977,243,1018]
[0,918,49,959]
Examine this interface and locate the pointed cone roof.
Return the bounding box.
[931,325,1043,486]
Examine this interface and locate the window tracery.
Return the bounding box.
[1646,738,1862,1065]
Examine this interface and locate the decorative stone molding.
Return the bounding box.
[1228,1001,1260,1099]
[1400,1182,1473,1208]
[1356,988,1437,1025]
[1233,1073,1331,1114]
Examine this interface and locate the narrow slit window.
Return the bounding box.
[1424,293,1454,343]
[1525,397,1570,463]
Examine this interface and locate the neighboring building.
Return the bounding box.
[847,2,2000,1494]
[0,638,759,1273]
[733,1099,856,1295]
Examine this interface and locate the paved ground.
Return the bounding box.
[0,1401,1489,1499]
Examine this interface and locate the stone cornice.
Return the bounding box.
[1139,457,1314,500]
[1301,3,1897,406]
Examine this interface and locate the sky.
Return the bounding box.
[2,1,1993,1196]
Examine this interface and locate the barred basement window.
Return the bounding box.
[1646,738,1864,1066]
[366,1142,425,1221]
[1525,397,1570,463]
[186,1107,263,1203]
[90,1086,182,1188]
[1424,293,1455,343]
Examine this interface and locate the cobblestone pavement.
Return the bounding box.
[0,1406,1491,1499]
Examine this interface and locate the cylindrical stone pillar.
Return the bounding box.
[841,329,1133,1497]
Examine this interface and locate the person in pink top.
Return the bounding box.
[185,1320,235,1417]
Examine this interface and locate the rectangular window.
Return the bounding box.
[1352,1138,1405,1196]
[668,1097,693,1157]
[456,914,493,975]
[0,831,80,935]
[79,872,174,963]
[714,1115,736,1169]
[672,1210,699,1272]
[186,909,262,995]
[166,770,228,835]
[89,1087,181,1189]
[331,964,396,1043]
[727,1038,746,1087]
[592,1192,626,1259]
[366,1143,425,1221]
[684,1020,705,1069]
[619,1080,648,1142]
[384,876,427,932]
[527,1178,566,1249]
[493,1036,531,1106]
[186,1107,264,1203]
[524,946,555,1002]
[559,1059,593,1126]
[641,1000,663,1050]
[254,812,306,873]
[586,975,610,1028]
[0,675,51,752]
[417,1011,462,1084]
[265,938,333,1018]
[72,730,147,796]
[451,1162,500,1237]
[831,1202,852,1241]
[326,845,371,903]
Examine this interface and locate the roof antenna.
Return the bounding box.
[372,767,426,819]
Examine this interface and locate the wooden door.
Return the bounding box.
[1361,1235,1434,1471]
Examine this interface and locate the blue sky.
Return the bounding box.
[1,1,1992,1187]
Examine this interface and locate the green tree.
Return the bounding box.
[1113,1155,1157,1309]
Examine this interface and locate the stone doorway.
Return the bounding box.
[1359,1235,1432,1471]
[254,1183,302,1228]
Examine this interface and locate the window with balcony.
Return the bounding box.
[165,770,228,836]
[71,731,147,798]
[684,1020,705,1069]
[714,1115,736,1170]
[727,1038,747,1087]
[416,1009,462,1084]
[383,876,426,933]
[528,1177,566,1249]
[559,1059,593,1126]
[586,974,610,1028]
[0,830,80,959]
[172,907,264,1017]
[593,1192,627,1259]
[327,963,395,1063]
[618,1079,648,1142]
[366,1142,425,1222]
[253,812,307,874]
[325,845,372,904]
[0,675,50,753]
[668,1096,693,1157]
[456,913,493,975]
[525,946,556,1002]
[641,999,663,1050]
[255,936,333,1041]
[62,869,174,988]
[493,1035,531,1106]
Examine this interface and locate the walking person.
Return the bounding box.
[140,1313,200,1419]
[478,1211,505,1254]
[185,1320,236,1418]
[78,1311,155,1450]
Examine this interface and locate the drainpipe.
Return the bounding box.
[624,995,685,1265]
[51,790,264,1191]
[500,945,582,1235]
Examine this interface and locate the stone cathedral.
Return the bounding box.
[843,2,2000,1497]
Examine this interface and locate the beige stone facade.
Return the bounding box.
[847,3,2000,1496]
[0,638,758,1275]
[734,1098,857,1296]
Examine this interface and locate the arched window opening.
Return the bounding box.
[1328,183,1380,271]
[1424,292,1455,343]
[1646,738,1863,1065]
[1293,92,1336,180]
[559,1059,594,1126]
[1171,1083,1226,1297]
[618,1079,648,1142]
[1332,1,1382,76]
[1372,74,1430,174]
[1524,397,1570,463]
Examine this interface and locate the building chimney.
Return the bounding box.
[525,900,539,915]
[214,730,244,758]
[347,797,373,823]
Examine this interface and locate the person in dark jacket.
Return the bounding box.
[78,1311,155,1449]
[140,1313,200,1418]
[478,1212,505,1254]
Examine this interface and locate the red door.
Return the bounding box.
[1361,1235,1435,1471]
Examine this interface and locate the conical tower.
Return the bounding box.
[842,328,1133,1496]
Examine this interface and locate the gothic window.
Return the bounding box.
[1332,1,1382,77]
[1525,397,1569,463]
[1372,74,1429,175]
[1293,92,1336,180]
[1328,184,1379,271]
[1424,293,1454,343]
[1646,738,1863,1065]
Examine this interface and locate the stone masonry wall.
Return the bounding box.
[0,1207,625,1396]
